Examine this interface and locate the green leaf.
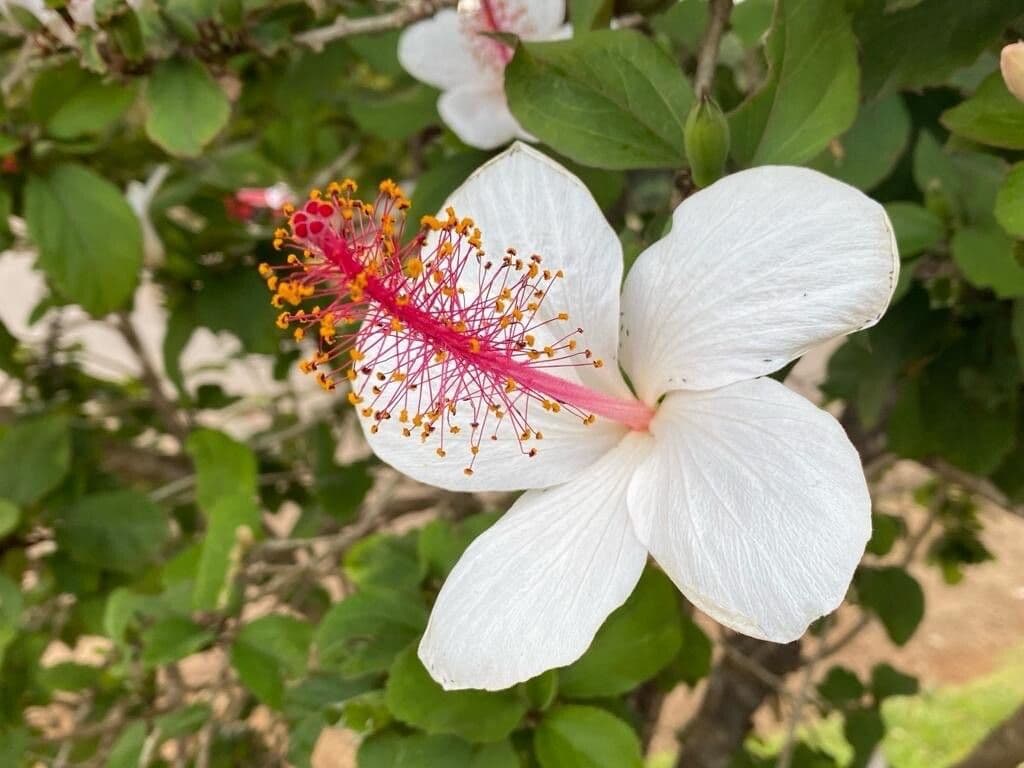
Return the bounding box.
[995,163,1024,238]
[0,575,23,667]
[0,499,21,540]
[534,705,643,768]
[185,428,258,509]
[570,0,613,30]
[670,614,713,686]
[25,164,143,316]
[0,728,27,767]
[30,63,135,139]
[349,84,439,141]
[560,569,682,698]
[941,72,1024,150]
[140,616,214,667]
[866,513,903,557]
[405,151,489,237]
[951,227,1024,299]
[104,721,147,768]
[808,95,910,191]
[729,0,859,166]
[856,566,924,645]
[0,414,70,506]
[385,646,528,743]
[912,133,1007,227]
[192,493,260,611]
[505,29,694,169]
[358,732,473,768]
[345,532,422,596]
[854,0,1024,98]
[231,615,312,709]
[316,588,427,677]
[869,663,918,701]
[843,707,885,768]
[523,669,559,711]
[57,491,169,574]
[883,202,945,258]
[818,666,864,708]
[145,59,230,157]
[37,662,102,692]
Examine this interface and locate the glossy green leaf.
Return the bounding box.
[0,499,20,540]
[0,415,70,506]
[534,705,643,768]
[941,72,1024,150]
[870,663,918,701]
[145,59,230,157]
[844,707,885,768]
[316,588,427,677]
[30,63,135,139]
[730,0,859,166]
[192,493,261,611]
[140,616,215,667]
[884,202,945,258]
[25,164,143,316]
[866,513,903,557]
[809,95,911,190]
[57,491,169,574]
[0,575,23,668]
[185,428,258,509]
[951,227,1024,299]
[560,569,682,698]
[995,162,1024,238]
[571,0,613,30]
[855,0,1024,98]
[505,29,694,169]
[104,721,148,768]
[358,732,473,768]
[818,666,864,707]
[856,567,925,645]
[231,615,312,709]
[385,646,528,743]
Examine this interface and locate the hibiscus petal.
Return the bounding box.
[619,166,899,403]
[627,378,871,642]
[516,0,566,36]
[398,9,485,90]
[419,431,652,690]
[443,143,632,398]
[437,84,524,150]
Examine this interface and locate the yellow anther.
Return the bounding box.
[525,334,535,346]
[258,263,272,277]
[505,378,517,393]
[468,338,481,353]
[276,312,290,329]
[341,179,357,193]
[350,349,365,362]
[348,392,363,405]
[390,317,405,332]
[463,467,474,476]
[309,188,322,200]
[593,359,604,368]
[405,258,423,278]
[557,312,569,321]
[391,372,407,382]
[436,448,446,458]
[293,328,305,341]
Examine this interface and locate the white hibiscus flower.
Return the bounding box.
[266,143,898,692]
[397,0,566,149]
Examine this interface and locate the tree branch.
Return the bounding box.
[295,0,456,51]
[951,703,1024,768]
[115,313,190,442]
[693,0,734,97]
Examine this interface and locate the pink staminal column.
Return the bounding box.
[262,179,653,475]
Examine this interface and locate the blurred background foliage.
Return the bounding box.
[1,0,1024,766]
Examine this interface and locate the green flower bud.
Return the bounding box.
[684,95,730,189]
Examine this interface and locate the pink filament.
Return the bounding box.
[264,182,652,471]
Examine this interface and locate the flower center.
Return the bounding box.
[262,180,653,475]
[460,0,523,70]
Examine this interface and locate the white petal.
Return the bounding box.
[438,84,522,150]
[443,143,631,398]
[354,319,628,492]
[398,9,485,90]
[419,431,652,690]
[627,378,871,642]
[619,166,899,404]
[515,0,566,36]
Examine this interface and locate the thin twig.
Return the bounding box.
[295,0,456,51]
[115,313,190,441]
[777,661,815,768]
[693,0,734,97]
[924,458,1023,519]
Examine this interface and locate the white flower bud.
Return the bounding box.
[1001,42,1024,103]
